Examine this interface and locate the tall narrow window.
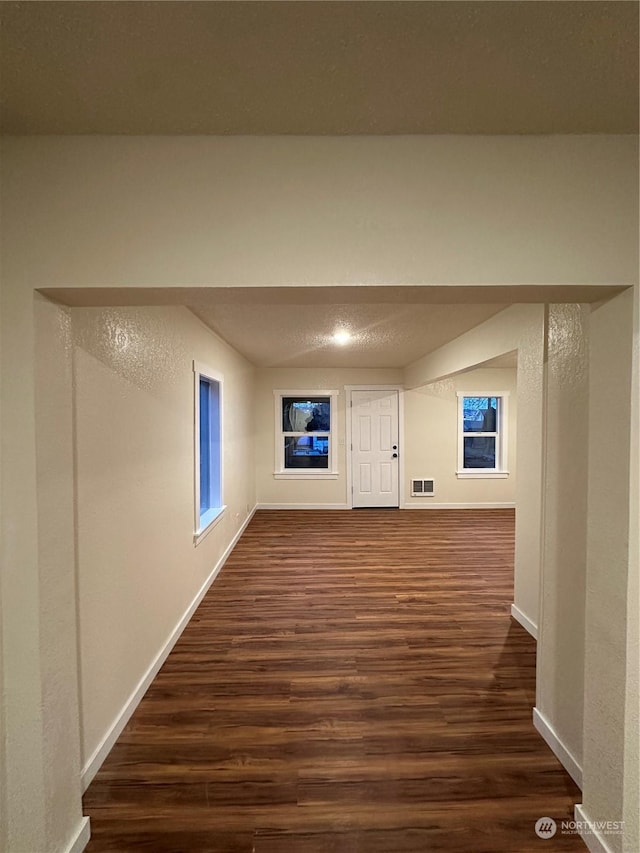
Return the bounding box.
[456,392,509,478]
[194,362,224,542]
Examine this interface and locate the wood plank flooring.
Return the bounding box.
[83,509,583,852]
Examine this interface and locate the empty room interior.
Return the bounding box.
[0,2,638,853]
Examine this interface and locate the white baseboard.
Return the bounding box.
[510,603,538,639]
[256,503,349,510]
[257,503,514,511]
[401,502,516,509]
[64,817,90,853]
[81,506,257,791]
[574,804,617,853]
[533,707,583,789]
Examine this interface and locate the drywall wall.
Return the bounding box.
[27,296,88,853]
[255,367,402,506]
[403,367,517,506]
[256,365,516,509]
[405,304,545,632]
[35,297,89,851]
[0,293,87,853]
[0,289,83,852]
[536,304,589,778]
[73,306,255,770]
[623,288,639,853]
[1,283,50,853]
[0,583,5,853]
[511,310,546,640]
[406,304,538,389]
[1,136,637,290]
[581,290,634,853]
[0,134,637,852]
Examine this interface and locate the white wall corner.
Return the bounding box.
[64,817,91,853]
[81,505,257,791]
[510,603,538,640]
[533,707,583,789]
[574,804,617,853]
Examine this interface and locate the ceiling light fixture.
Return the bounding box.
[332,330,352,346]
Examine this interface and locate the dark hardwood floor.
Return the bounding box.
[83,509,583,852]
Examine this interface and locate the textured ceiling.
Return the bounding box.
[41,283,625,369]
[189,297,507,368]
[1,1,637,135]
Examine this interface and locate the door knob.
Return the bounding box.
[392,453,398,458]
[393,445,398,450]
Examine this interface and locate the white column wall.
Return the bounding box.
[580,290,635,853]
[622,286,639,853]
[535,304,590,780]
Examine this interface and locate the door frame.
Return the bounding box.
[345,384,405,509]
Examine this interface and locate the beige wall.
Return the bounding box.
[0,135,637,852]
[256,365,516,509]
[2,136,636,290]
[35,296,86,853]
[623,286,640,853]
[407,305,537,389]
[255,367,402,506]
[511,309,546,639]
[0,291,85,853]
[73,306,255,771]
[582,290,634,852]
[404,368,517,507]
[405,304,545,631]
[536,304,590,777]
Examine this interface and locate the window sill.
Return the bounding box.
[456,471,510,479]
[194,505,227,545]
[273,472,339,480]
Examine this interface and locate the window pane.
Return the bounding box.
[463,435,496,468]
[463,396,498,432]
[199,378,211,513]
[284,435,329,469]
[282,397,331,432]
[199,376,221,520]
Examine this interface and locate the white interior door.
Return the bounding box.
[350,389,400,508]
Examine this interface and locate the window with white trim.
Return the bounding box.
[274,390,339,479]
[194,362,225,542]
[456,393,509,478]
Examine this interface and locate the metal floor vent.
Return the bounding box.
[411,478,435,497]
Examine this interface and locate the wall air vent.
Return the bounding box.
[411,478,435,497]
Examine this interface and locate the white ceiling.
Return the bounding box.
[45,284,624,369]
[189,298,507,368]
[1,1,637,135]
